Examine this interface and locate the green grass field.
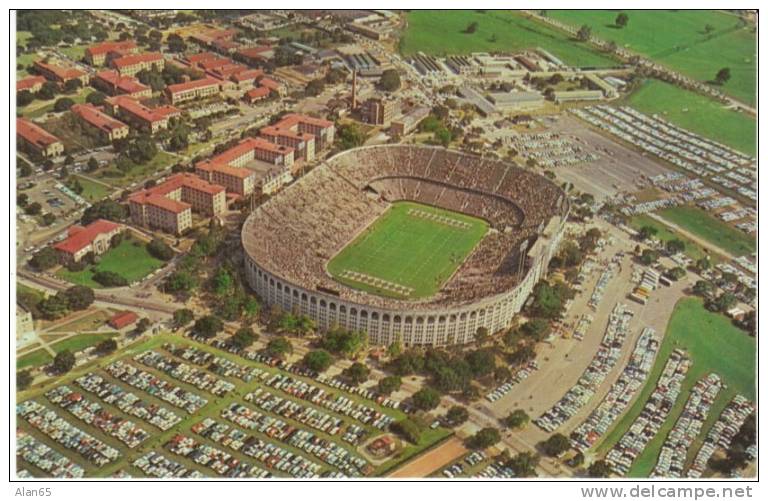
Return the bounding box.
[595,298,755,476]
[626,80,756,156]
[56,238,165,288]
[548,10,756,106]
[327,201,488,299]
[17,333,117,369]
[658,206,756,257]
[401,10,617,68]
[73,175,112,202]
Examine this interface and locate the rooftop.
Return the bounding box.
[17,118,61,148]
[53,219,121,254]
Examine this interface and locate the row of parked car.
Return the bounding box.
[135,350,236,397]
[106,360,208,414]
[193,417,323,478]
[536,303,633,432]
[165,343,262,382]
[75,372,182,431]
[571,327,658,452]
[442,451,487,478]
[165,433,271,478]
[222,402,368,477]
[485,361,538,403]
[652,374,723,478]
[17,431,85,478]
[606,350,691,475]
[46,385,151,449]
[246,388,346,437]
[132,451,204,478]
[17,400,120,467]
[688,395,755,478]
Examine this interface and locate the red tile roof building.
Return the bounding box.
[92,70,152,99]
[110,52,165,76]
[34,61,89,85]
[53,219,123,263]
[165,77,221,104]
[105,96,181,134]
[230,68,264,89]
[17,75,46,93]
[86,40,139,66]
[258,76,283,96]
[236,46,273,66]
[17,118,64,158]
[109,311,139,330]
[244,85,270,103]
[71,104,130,142]
[128,173,226,234]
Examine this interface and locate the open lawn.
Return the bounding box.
[629,214,712,263]
[595,298,755,476]
[401,11,617,68]
[17,333,117,369]
[56,237,165,288]
[626,80,756,156]
[22,86,91,119]
[49,310,113,333]
[658,206,756,257]
[327,201,488,299]
[549,10,756,106]
[72,175,112,203]
[94,151,178,187]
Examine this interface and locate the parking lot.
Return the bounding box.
[16,335,439,478]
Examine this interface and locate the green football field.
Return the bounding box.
[327,201,488,299]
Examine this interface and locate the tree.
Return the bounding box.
[378,375,402,395]
[465,349,496,377]
[588,459,612,478]
[37,294,69,320]
[303,349,334,372]
[36,81,58,100]
[392,418,422,444]
[165,270,198,294]
[173,308,194,328]
[86,91,107,106]
[503,409,530,429]
[445,405,469,426]
[508,451,539,477]
[64,285,94,311]
[232,327,258,349]
[475,326,489,344]
[692,280,715,298]
[134,317,151,334]
[464,21,479,34]
[52,350,76,373]
[666,267,687,281]
[412,387,441,411]
[715,67,731,85]
[81,199,127,224]
[666,239,686,254]
[63,79,81,94]
[95,338,118,354]
[167,33,187,52]
[18,89,35,107]
[530,281,565,319]
[265,336,293,359]
[24,202,42,215]
[342,362,370,385]
[192,315,223,339]
[540,433,571,457]
[53,97,75,112]
[615,13,629,28]
[467,427,501,449]
[640,249,659,265]
[92,270,128,287]
[711,292,737,313]
[19,163,33,177]
[305,78,325,97]
[83,156,98,172]
[41,212,58,226]
[321,327,367,358]
[17,370,34,390]
[378,69,401,92]
[576,24,592,41]
[146,238,174,260]
[638,225,658,241]
[336,123,366,151]
[695,257,712,272]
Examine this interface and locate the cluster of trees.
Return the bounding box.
[191,315,224,339]
[172,308,195,329]
[265,336,293,359]
[147,238,175,261]
[392,417,426,444]
[377,375,402,395]
[341,362,370,385]
[36,285,95,320]
[136,65,196,92]
[269,309,315,337]
[303,349,334,373]
[18,11,107,52]
[378,69,401,92]
[502,409,530,429]
[708,413,755,475]
[82,199,128,225]
[335,123,367,151]
[113,135,158,173]
[445,405,469,427]
[539,433,571,457]
[231,326,258,350]
[419,110,454,147]
[529,280,573,320]
[466,427,501,449]
[92,270,128,287]
[320,327,367,358]
[387,346,498,396]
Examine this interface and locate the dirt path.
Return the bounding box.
[388,437,467,478]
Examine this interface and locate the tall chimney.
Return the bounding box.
[351,70,358,110]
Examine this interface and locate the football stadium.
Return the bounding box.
[242,145,569,346]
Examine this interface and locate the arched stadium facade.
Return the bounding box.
[242,145,568,347]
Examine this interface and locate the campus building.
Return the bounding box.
[53,219,124,263]
[92,70,152,99]
[105,96,181,134]
[128,173,226,234]
[33,61,89,86]
[16,75,46,94]
[71,104,130,142]
[85,40,139,66]
[360,97,397,126]
[17,118,64,158]
[165,77,221,104]
[110,52,165,76]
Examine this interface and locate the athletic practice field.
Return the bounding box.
[327,201,488,299]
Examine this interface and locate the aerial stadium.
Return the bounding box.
[242,145,569,346]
